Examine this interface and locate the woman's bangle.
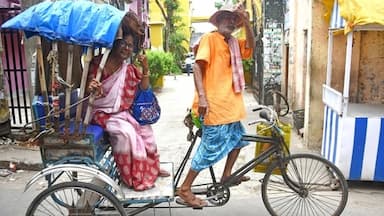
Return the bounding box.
[142,73,150,77]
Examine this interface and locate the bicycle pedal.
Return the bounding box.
[191,187,208,194]
[205,195,219,201]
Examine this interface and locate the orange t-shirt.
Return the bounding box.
[192,32,253,125]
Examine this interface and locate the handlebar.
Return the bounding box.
[252,107,263,112]
[248,105,278,127]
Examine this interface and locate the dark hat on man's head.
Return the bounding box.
[208,3,243,28]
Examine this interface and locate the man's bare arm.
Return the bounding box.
[193,60,208,117]
[236,5,255,49]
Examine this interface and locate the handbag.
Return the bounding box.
[130,87,161,125]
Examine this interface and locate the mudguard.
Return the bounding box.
[24,164,124,199]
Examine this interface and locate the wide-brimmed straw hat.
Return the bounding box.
[208,3,243,28]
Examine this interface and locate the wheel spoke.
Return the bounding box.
[27,182,125,216]
[262,154,348,216]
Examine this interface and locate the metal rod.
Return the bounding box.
[2,32,16,124]
[9,28,22,125]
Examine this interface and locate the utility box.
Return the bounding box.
[254,121,291,174]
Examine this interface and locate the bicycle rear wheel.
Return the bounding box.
[261,154,348,216]
[26,181,126,216]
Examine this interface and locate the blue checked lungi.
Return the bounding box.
[191,121,249,172]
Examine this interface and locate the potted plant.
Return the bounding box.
[242,58,254,85]
[146,50,180,89]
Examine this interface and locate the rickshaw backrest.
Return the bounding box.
[31,88,106,145]
[32,89,79,127]
[32,88,109,167]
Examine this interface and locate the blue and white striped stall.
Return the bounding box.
[323,105,384,181]
[322,0,384,182]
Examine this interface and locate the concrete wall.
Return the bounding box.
[148,0,164,50]
[149,22,164,50]
[288,1,384,149]
[149,0,192,51]
[304,0,329,148]
[287,0,329,149]
[179,0,192,50]
[358,31,384,103]
[329,32,361,102]
[287,0,310,110]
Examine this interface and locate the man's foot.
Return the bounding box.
[221,175,251,185]
[158,169,170,177]
[176,189,207,208]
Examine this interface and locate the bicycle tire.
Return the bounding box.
[265,90,289,117]
[41,164,100,209]
[26,181,126,216]
[261,153,348,216]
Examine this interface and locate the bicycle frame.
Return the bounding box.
[173,120,305,197]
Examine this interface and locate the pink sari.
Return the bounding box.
[91,62,160,191]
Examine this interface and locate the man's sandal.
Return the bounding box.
[176,190,208,208]
[175,197,207,209]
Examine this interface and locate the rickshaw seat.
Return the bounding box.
[40,122,109,167]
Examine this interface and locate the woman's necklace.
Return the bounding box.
[104,61,122,76]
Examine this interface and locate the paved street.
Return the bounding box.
[1,75,384,215]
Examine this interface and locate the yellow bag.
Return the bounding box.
[253,121,291,174]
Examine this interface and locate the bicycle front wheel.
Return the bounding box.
[261,154,348,216]
[26,181,126,216]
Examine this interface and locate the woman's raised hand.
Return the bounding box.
[88,78,104,97]
[137,54,149,72]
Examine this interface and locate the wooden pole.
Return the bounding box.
[50,42,60,131]
[74,47,93,136]
[82,49,111,135]
[326,30,334,86]
[64,45,74,133]
[35,37,50,130]
[343,32,353,115]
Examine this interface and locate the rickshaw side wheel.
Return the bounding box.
[26,181,126,216]
[206,184,231,206]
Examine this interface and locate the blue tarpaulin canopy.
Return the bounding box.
[1,0,125,48]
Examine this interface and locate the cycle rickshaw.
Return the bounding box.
[1,1,348,215]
